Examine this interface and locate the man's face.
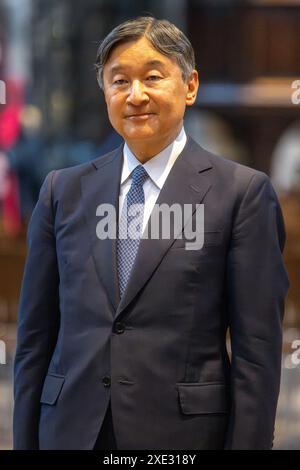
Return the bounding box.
[102,36,198,152]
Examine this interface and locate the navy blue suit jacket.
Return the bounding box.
[13,136,289,449]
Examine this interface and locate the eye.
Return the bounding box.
[146,75,162,82]
[113,79,127,86]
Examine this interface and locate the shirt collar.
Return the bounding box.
[121,126,187,189]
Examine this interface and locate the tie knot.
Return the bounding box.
[131,165,149,187]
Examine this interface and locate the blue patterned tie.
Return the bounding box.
[117,165,149,297]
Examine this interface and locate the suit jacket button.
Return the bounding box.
[102,376,111,387]
[114,322,125,334]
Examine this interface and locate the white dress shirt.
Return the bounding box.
[119,126,187,234]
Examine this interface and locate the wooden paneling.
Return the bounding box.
[0,229,26,323]
[188,4,300,82]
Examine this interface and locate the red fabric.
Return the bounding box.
[0,104,21,150]
[0,78,24,149]
[0,79,24,234]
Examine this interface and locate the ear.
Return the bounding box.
[103,88,108,103]
[185,70,199,107]
[101,69,109,101]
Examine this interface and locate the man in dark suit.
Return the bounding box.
[13,16,289,450]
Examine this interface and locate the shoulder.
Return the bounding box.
[187,135,270,194]
[53,144,122,181]
[41,144,123,196]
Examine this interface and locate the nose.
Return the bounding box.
[126,80,149,106]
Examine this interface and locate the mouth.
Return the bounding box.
[125,113,155,120]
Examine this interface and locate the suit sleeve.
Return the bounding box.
[224,172,289,450]
[13,170,60,449]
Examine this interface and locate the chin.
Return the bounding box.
[123,128,158,141]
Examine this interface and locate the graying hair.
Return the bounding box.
[95,16,195,90]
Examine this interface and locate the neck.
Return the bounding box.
[126,125,183,163]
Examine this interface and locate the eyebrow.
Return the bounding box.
[108,60,167,77]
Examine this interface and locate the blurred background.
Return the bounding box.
[0,0,300,450]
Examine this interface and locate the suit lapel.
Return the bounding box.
[81,145,123,312]
[115,136,213,319]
